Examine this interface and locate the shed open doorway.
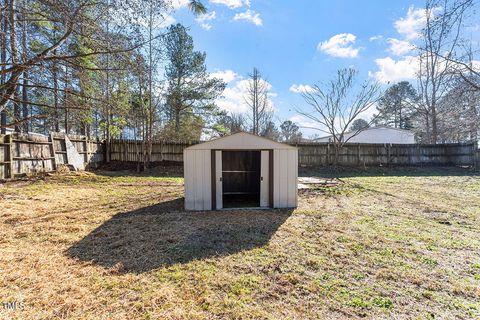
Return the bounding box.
[213,149,271,210]
[222,151,261,208]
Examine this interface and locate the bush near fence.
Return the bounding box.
[0,134,477,180]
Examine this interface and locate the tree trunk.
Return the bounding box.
[21,72,28,132]
[13,86,20,132]
[21,0,28,133]
[52,58,60,132]
[104,0,111,163]
[64,66,69,134]
[175,108,181,132]
[9,0,20,133]
[0,3,8,134]
[431,104,438,144]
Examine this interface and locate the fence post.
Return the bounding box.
[474,141,479,171]
[8,134,14,179]
[49,133,57,171]
[327,143,330,165]
[357,144,361,166]
[387,144,391,166]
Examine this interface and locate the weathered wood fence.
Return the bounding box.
[295,142,477,167]
[0,133,104,180]
[107,139,477,167]
[109,139,194,162]
[475,150,480,171]
[0,134,478,180]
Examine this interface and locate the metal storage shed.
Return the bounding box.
[183,132,298,211]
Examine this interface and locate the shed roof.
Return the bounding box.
[185,132,297,150]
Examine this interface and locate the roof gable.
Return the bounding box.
[186,132,297,150]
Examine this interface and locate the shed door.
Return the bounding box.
[260,150,270,207]
[215,150,223,209]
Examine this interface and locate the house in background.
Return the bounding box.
[314,127,416,144]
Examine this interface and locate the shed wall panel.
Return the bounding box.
[287,150,296,207]
[260,151,270,207]
[294,149,298,206]
[185,133,298,210]
[273,150,280,207]
[184,150,195,210]
[203,150,212,210]
[278,150,288,207]
[193,150,204,210]
[215,151,223,209]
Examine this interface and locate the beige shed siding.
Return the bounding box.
[202,150,212,210]
[184,132,297,211]
[184,150,194,210]
[273,149,297,208]
[184,149,211,210]
[288,150,297,207]
[273,150,280,207]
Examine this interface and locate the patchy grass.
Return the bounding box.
[1,168,479,319]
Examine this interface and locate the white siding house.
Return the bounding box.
[315,127,415,144]
[183,132,298,211]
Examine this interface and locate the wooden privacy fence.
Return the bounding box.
[475,150,480,171]
[109,139,197,163]
[1,135,477,180]
[295,142,477,167]
[0,132,104,180]
[107,139,477,167]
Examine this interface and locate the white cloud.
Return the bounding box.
[210,0,250,9]
[372,56,419,83]
[318,33,360,58]
[288,115,320,130]
[394,6,440,40]
[215,72,275,113]
[170,0,190,9]
[369,35,383,41]
[387,38,414,55]
[196,11,216,30]
[233,9,263,26]
[289,84,317,94]
[472,60,480,71]
[210,69,237,83]
[160,14,177,28]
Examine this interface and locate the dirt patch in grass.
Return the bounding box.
[1,168,479,319]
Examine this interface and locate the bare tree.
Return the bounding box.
[214,112,245,136]
[416,0,474,143]
[0,1,7,133]
[297,68,381,165]
[244,68,273,135]
[0,0,207,133]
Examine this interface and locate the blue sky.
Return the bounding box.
[170,0,479,137]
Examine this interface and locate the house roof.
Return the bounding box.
[185,132,297,150]
[314,126,415,141]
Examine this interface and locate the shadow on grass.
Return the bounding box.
[67,198,292,273]
[299,166,479,178]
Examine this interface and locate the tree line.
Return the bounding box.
[0,0,302,148]
[1,0,478,165]
[296,0,479,161]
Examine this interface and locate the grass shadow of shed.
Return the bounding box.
[67,198,292,273]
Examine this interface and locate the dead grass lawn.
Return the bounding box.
[1,168,479,319]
